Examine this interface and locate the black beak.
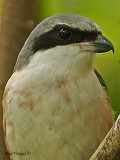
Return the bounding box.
[80,34,114,54]
[90,34,114,54]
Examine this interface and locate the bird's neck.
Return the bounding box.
[26,46,95,80]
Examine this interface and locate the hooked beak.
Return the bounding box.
[80,34,114,54]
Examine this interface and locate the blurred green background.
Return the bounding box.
[1,0,120,119]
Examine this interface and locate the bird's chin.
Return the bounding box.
[72,43,96,56]
[78,43,97,54]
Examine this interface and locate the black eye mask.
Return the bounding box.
[32,24,101,52]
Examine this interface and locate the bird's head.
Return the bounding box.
[14,14,114,75]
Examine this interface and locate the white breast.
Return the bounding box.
[3,46,113,160]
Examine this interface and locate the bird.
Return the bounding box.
[3,14,114,160]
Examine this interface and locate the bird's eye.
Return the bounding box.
[59,28,71,40]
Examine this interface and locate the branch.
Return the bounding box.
[90,115,120,160]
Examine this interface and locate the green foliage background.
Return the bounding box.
[39,0,120,119]
[1,0,120,119]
